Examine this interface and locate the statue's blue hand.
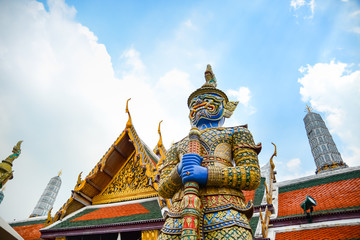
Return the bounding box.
[177,153,203,175]
[182,165,208,185]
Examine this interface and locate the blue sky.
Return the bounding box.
[0,0,359,221]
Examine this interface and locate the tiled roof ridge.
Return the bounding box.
[141,139,159,164]
[275,223,360,240]
[10,217,47,227]
[41,217,164,233]
[275,205,360,220]
[278,166,360,188]
[44,197,159,230]
[10,216,47,225]
[279,167,360,193]
[270,206,360,227]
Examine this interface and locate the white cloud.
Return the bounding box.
[290,0,315,19]
[0,0,123,221]
[290,0,306,9]
[226,87,256,117]
[227,87,251,106]
[349,10,360,34]
[286,158,301,172]
[274,158,313,182]
[298,60,360,167]
[0,0,252,222]
[0,0,186,222]
[352,27,360,34]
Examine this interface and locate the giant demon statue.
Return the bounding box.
[158,65,261,240]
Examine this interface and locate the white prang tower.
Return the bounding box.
[30,171,62,217]
[303,107,348,174]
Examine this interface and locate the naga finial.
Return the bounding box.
[125,98,132,128]
[270,143,277,170]
[75,172,83,188]
[45,208,53,226]
[157,120,163,147]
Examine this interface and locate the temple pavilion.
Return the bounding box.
[7,103,360,240]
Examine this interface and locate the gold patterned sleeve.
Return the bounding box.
[158,144,183,199]
[207,127,261,191]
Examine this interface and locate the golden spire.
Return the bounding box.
[203,64,217,88]
[125,98,132,128]
[58,170,62,177]
[306,105,312,113]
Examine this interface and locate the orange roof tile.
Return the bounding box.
[13,223,45,240]
[71,203,150,221]
[276,225,360,240]
[278,178,360,217]
[243,190,255,202]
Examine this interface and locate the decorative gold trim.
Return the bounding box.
[126,98,132,128]
[93,151,158,204]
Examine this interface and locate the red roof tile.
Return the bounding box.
[71,203,150,221]
[278,178,360,217]
[276,225,360,240]
[13,223,45,240]
[243,190,255,203]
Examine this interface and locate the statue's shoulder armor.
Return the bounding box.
[227,124,250,135]
[231,124,262,154]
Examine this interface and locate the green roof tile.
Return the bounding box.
[50,200,162,230]
[253,177,266,206]
[249,216,259,234]
[10,219,46,227]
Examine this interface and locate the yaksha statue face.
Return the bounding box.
[189,93,225,129]
[187,64,239,130]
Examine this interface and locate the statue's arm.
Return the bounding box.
[158,144,183,199]
[207,127,261,190]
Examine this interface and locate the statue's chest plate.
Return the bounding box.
[177,128,233,163]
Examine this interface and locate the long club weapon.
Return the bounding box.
[181,127,202,240]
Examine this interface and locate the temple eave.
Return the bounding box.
[40,219,165,238]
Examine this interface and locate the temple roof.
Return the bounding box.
[41,198,164,238]
[52,103,162,222]
[277,167,360,218]
[275,225,360,240]
[45,198,162,230]
[10,216,47,240]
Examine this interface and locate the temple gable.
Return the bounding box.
[93,151,158,204]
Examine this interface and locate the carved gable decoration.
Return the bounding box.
[93,153,158,204]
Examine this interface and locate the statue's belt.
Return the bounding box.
[171,187,245,202]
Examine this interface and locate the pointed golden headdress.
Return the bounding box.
[187,64,238,118]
